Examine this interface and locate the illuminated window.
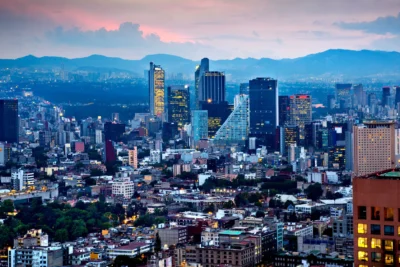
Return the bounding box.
[384,208,394,221]
[385,254,394,265]
[358,223,367,234]
[358,251,368,261]
[372,252,382,262]
[371,207,380,220]
[371,238,381,249]
[385,240,394,251]
[358,237,368,248]
[358,265,368,267]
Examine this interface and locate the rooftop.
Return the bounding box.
[219,230,242,236]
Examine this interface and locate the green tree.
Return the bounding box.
[305,183,323,201]
[155,232,162,253]
[222,200,235,209]
[255,211,265,218]
[55,229,69,242]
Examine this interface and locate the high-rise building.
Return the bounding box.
[279,96,290,126]
[0,99,18,143]
[240,83,249,94]
[167,85,190,127]
[112,178,134,198]
[104,122,125,142]
[111,113,120,122]
[353,84,366,107]
[213,94,249,144]
[279,125,299,156]
[11,168,34,191]
[327,95,336,110]
[335,84,352,109]
[353,169,400,267]
[194,58,209,109]
[382,86,391,106]
[249,78,278,147]
[288,95,312,142]
[104,140,116,163]
[353,121,395,177]
[200,101,231,139]
[191,110,208,146]
[395,86,400,108]
[128,147,138,169]
[328,146,346,169]
[199,71,225,104]
[149,62,165,116]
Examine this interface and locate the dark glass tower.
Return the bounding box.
[278,96,289,126]
[199,71,225,104]
[0,99,18,143]
[382,86,391,106]
[194,58,209,109]
[104,122,125,142]
[395,86,400,108]
[249,78,278,147]
[167,85,190,127]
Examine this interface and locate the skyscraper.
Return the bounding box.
[382,86,391,106]
[0,99,18,143]
[213,94,249,144]
[395,86,400,108]
[200,101,231,139]
[278,96,290,126]
[149,62,165,117]
[249,78,278,146]
[104,122,125,142]
[194,58,209,109]
[288,95,312,142]
[353,121,395,177]
[335,83,352,109]
[191,110,208,146]
[199,71,225,104]
[279,125,299,156]
[353,84,366,107]
[167,85,190,127]
[104,140,116,163]
[239,83,249,94]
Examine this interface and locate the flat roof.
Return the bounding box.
[379,171,400,177]
[220,230,242,236]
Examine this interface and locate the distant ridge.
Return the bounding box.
[1,49,400,79]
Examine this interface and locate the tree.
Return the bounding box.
[55,229,69,242]
[255,211,265,218]
[305,183,323,201]
[223,200,235,209]
[203,204,215,213]
[90,169,104,177]
[155,232,162,253]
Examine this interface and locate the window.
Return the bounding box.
[371,224,381,235]
[371,238,381,249]
[358,237,368,248]
[385,254,394,265]
[358,223,367,234]
[358,251,368,261]
[358,206,367,219]
[372,252,382,262]
[385,240,394,251]
[385,225,395,236]
[384,208,394,221]
[371,207,380,220]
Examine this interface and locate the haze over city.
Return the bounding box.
[1,0,400,59]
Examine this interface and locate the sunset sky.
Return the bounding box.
[0,0,399,60]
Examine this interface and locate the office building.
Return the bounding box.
[11,168,35,191]
[167,85,190,127]
[200,101,231,139]
[194,58,209,109]
[240,83,249,94]
[395,86,400,108]
[353,84,366,107]
[288,95,312,142]
[128,147,138,169]
[279,96,290,126]
[213,94,249,144]
[327,95,336,110]
[191,110,208,146]
[335,83,352,109]
[199,71,225,104]
[0,99,18,143]
[353,169,400,267]
[382,86,391,106]
[104,122,125,142]
[104,140,116,163]
[157,227,187,246]
[329,146,346,169]
[111,112,120,122]
[353,121,395,177]
[280,125,299,156]
[149,62,165,116]
[112,178,134,198]
[249,78,278,147]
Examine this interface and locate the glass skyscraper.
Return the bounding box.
[335,83,352,109]
[214,94,249,144]
[249,78,278,146]
[149,62,165,117]
[194,58,209,109]
[167,85,190,127]
[288,94,312,142]
[199,71,225,104]
[191,110,208,145]
[0,99,18,143]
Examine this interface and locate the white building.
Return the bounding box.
[295,203,326,214]
[11,168,35,191]
[326,171,339,183]
[95,129,103,144]
[8,246,63,267]
[150,150,161,164]
[201,228,220,246]
[112,178,134,198]
[198,172,213,186]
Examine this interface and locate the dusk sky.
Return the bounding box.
[1,0,399,60]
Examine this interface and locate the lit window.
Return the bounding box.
[358,251,368,261]
[358,237,368,248]
[384,208,394,221]
[385,254,394,265]
[371,238,381,249]
[358,223,367,234]
[385,240,394,251]
[371,207,380,220]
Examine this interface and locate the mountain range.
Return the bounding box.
[1,49,400,80]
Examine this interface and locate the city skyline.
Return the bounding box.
[0,0,399,59]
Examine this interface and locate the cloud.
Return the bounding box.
[337,12,400,35]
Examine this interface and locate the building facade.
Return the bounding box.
[167,85,190,127]
[0,99,18,143]
[288,94,312,142]
[191,110,208,145]
[149,62,165,117]
[199,71,225,104]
